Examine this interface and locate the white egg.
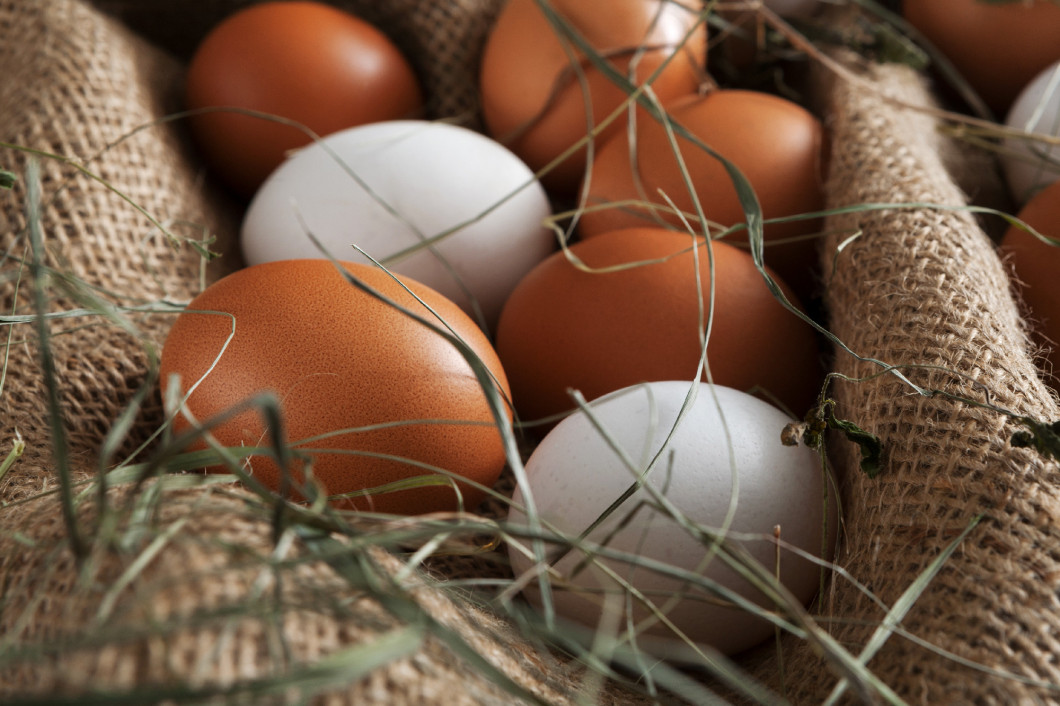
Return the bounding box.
[1003,60,1060,206]
[241,120,554,330]
[507,381,834,659]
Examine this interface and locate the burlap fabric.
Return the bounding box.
[1,482,660,704]
[0,0,240,505]
[759,55,1060,703]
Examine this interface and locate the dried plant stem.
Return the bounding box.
[24,157,87,558]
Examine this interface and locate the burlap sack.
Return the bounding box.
[761,54,1060,703]
[1,482,664,704]
[0,0,240,505]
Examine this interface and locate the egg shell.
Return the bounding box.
[159,259,512,514]
[241,120,554,332]
[999,179,1060,388]
[507,380,833,658]
[903,0,1060,116]
[494,227,823,427]
[479,0,707,195]
[185,1,423,195]
[1003,60,1060,206]
[577,90,826,301]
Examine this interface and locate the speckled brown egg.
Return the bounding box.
[479,0,707,195]
[577,90,826,302]
[185,1,423,195]
[494,227,822,428]
[159,259,511,514]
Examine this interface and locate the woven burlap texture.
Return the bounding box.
[0,0,239,504]
[89,0,504,129]
[0,2,644,704]
[762,56,1060,703]
[0,483,654,705]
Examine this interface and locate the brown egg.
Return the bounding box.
[479,0,707,195]
[999,179,1060,387]
[185,1,423,195]
[577,90,826,301]
[159,259,511,514]
[494,227,822,427]
[903,0,1060,116]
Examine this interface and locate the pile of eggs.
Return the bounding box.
[156,0,1058,659]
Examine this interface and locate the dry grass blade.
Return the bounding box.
[296,529,554,706]
[823,515,982,705]
[8,1,1055,704]
[23,157,85,558]
[1,626,428,706]
[0,431,24,485]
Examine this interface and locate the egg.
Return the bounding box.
[1002,60,1060,206]
[507,380,833,658]
[185,1,423,195]
[577,89,826,301]
[240,120,554,332]
[903,0,1060,116]
[999,179,1060,388]
[479,0,707,195]
[494,227,822,428]
[159,259,512,515]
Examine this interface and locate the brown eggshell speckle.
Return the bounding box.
[494,227,822,428]
[159,259,511,514]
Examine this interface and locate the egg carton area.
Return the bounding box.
[3,1,1060,705]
